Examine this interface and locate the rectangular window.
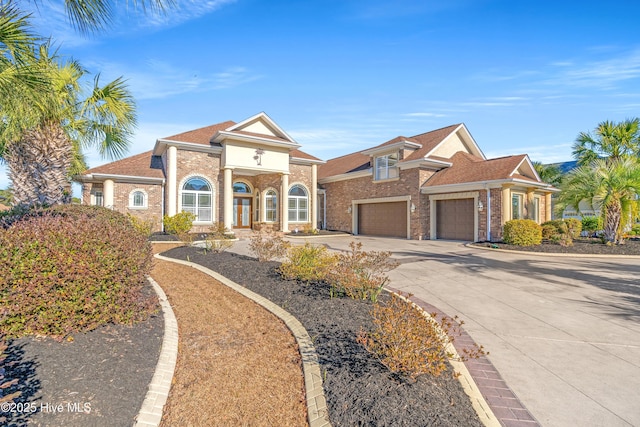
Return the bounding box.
[197,194,212,222]
[288,198,297,222]
[94,191,103,207]
[512,194,523,220]
[182,193,197,217]
[266,193,277,222]
[374,152,399,180]
[532,197,540,223]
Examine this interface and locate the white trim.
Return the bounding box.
[77,173,165,184]
[263,187,279,223]
[318,169,371,184]
[128,189,148,209]
[178,174,216,224]
[397,158,452,170]
[213,131,301,150]
[287,182,311,223]
[421,179,556,194]
[424,124,486,160]
[351,195,412,240]
[429,192,480,242]
[361,140,422,156]
[290,156,326,165]
[226,112,297,143]
[232,179,253,194]
[153,139,223,156]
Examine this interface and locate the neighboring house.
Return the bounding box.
[547,160,599,219]
[75,113,557,241]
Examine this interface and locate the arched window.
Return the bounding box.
[265,189,277,222]
[182,177,212,222]
[233,182,251,193]
[288,185,308,222]
[129,190,147,208]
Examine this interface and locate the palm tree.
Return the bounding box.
[2,47,136,206]
[558,158,640,244]
[533,161,564,187]
[572,119,640,166]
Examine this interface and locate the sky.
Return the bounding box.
[1,0,639,192]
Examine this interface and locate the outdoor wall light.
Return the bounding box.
[410,203,416,213]
[347,206,352,214]
[478,200,484,211]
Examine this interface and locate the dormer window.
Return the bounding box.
[374,152,399,180]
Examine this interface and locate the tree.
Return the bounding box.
[558,158,640,244]
[2,46,136,206]
[572,119,640,166]
[533,161,564,187]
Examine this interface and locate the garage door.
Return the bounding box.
[358,202,407,238]
[436,199,474,241]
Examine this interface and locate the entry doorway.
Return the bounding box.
[233,197,252,228]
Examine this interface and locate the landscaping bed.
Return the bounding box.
[161,246,483,427]
[477,238,640,255]
[2,283,163,427]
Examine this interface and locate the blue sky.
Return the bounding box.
[1,0,639,191]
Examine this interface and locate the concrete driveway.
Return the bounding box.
[275,236,640,427]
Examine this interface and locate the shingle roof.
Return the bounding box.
[291,149,323,162]
[83,151,165,179]
[423,151,535,187]
[162,121,236,145]
[318,124,461,179]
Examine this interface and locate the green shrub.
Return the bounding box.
[0,205,156,340]
[541,220,568,236]
[541,224,557,240]
[564,218,582,239]
[279,243,337,282]
[248,231,291,262]
[357,293,486,379]
[163,211,196,242]
[208,222,234,239]
[128,213,155,237]
[630,224,640,236]
[581,216,600,234]
[503,219,542,246]
[325,241,399,302]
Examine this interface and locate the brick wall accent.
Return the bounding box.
[322,168,432,239]
[490,188,503,241]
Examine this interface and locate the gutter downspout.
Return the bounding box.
[486,186,491,242]
[161,181,165,232]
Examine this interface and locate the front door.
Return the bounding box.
[233,197,252,228]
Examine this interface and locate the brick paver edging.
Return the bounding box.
[134,276,179,427]
[154,254,331,427]
[389,287,541,427]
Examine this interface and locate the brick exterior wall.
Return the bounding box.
[322,167,434,239]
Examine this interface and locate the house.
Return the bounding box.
[75,112,557,241]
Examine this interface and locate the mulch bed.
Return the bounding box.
[475,238,640,255]
[161,246,483,427]
[1,283,163,427]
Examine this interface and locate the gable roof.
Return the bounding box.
[162,121,236,145]
[81,151,165,180]
[423,151,540,188]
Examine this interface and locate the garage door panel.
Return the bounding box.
[358,202,407,238]
[436,199,474,241]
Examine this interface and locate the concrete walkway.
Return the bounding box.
[231,236,640,427]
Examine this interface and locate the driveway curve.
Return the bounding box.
[289,237,640,427]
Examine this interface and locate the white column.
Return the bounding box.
[501,185,512,225]
[281,173,289,232]
[103,179,114,209]
[223,168,233,231]
[311,164,318,230]
[166,146,177,216]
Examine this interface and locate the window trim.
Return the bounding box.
[511,193,524,220]
[288,184,309,223]
[264,188,278,223]
[128,189,148,209]
[92,190,103,207]
[179,176,214,224]
[374,151,399,181]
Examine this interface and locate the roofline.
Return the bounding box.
[290,156,326,165]
[424,124,486,160]
[212,131,302,150]
[318,169,371,184]
[398,157,453,170]
[361,140,422,156]
[421,178,558,194]
[153,139,223,155]
[227,112,297,143]
[74,173,166,184]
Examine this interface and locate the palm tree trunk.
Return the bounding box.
[5,122,72,206]
[603,199,622,244]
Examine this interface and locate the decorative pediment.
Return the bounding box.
[214,112,300,149]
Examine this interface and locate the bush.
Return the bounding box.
[248,231,290,262]
[503,219,542,246]
[581,216,600,234]
[163,211,196,243]
[128,213,155,237]
[541,220,568,237]
[541,224,557,240]
[630,223,640,236]
[325,241,398,302]
[357,293,486,379]
[0,205,156,340]
[208,222,234,239]
[564,218,582,239]
[279,243,337,282]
